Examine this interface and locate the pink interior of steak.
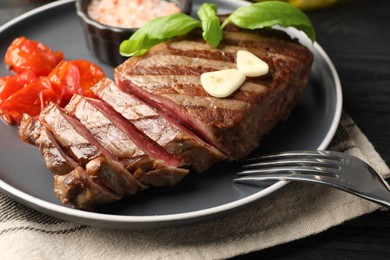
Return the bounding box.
[92,78,226,172]
[116,77,220,152]
[85,97,185,168]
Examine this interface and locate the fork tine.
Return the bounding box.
[237,165,339,177]
[234,173,337,186]
[242,158,342,170]
[242,151,343,170]
[245,150,342,163]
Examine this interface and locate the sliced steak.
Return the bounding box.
[92,78,226,172]
[38,103,142,196]
[19,114,120,209]
[115,29,313,160]
[65,95,189,186]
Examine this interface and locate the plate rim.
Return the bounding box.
[0,0,342,229]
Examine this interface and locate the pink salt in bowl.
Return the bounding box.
[75,0,192,66]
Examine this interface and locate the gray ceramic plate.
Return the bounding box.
[0,0,342,229]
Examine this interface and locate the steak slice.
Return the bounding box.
[92,78,226,172]
[39,103,142,196]
[65,94,189,186]
[39,103,101,165]
[54,167,120,210]
[115,29,313,160]
[19,114,120,209]
[19,114,74,175]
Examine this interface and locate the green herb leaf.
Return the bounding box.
[119,1,316,57]
[197,3,223,48]
[119,13,201,57]
[221,1,316,42]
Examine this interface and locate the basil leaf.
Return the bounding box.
[119,33,162,57]
[120,13,201,57]
[197,3,223,48]
[120,1,316,57]
[222,2,316,42]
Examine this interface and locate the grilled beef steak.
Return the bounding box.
[18,27,313,210]
[115,29,313,159]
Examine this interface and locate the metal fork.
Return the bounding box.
[234,150,390,208]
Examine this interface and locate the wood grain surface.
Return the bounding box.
[1,0,390,259]
[243,0,390,258]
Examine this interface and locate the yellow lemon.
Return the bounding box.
[288,0,339,10]
[253,0,340,10]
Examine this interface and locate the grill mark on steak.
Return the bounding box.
[127,75,270,100]
[92,78,226,172]
[222,31,311,62]
[132,54,236,74]
[65,94,189,187]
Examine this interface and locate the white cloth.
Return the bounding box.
[1,112,389,259]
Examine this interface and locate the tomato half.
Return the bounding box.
[48,60,105,106]
[48,61,81,107]
[0,70,38,105]
[4,37,64,76]
[70,60,105,97]
[0,78,58,124]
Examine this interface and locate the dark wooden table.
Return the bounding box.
[248,0,390,258]
[1,0,390,259]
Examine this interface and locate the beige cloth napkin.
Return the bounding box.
[1,112,389,259]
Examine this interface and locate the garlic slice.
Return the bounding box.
[200,69,246,98]
[237,50,269,77]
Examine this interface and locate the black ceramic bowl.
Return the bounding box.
[75,0,192,67]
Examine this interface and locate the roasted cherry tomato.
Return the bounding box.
[48,60,105,106]
[4,37,64,76]
[0,78,58,124]
[48,61,81,107]
[70,60,105,98]
[0,70,38,105]
[0,37,106,125]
